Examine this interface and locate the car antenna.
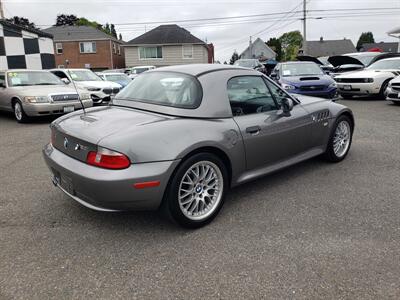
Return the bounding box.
[64,60,87,115]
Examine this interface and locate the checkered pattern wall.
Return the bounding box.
[0,23,55,70]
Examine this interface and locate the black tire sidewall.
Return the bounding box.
[165,153,228,229]
[325,115,353,162]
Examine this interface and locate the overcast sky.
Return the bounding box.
[4,0,400,62]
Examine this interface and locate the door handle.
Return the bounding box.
[246,126,261,135]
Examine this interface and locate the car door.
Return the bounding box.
[229,75,314,171]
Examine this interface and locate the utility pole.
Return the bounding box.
[302,0,307,55]
[249,36,252,58]
[0,0,5,19]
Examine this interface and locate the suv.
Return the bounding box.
[127,66,156,79]
[0,69,92,123]
[50,68,122,105]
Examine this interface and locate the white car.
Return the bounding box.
[127,65,156,79]
[334,57,400,99]
[50,68,122,105]
[386,77,400,105]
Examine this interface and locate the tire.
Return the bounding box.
[392,101,400,106]
[324,115,353,162]
[378,80,390,100]
[162,153,228,228]
[13,101,30,123]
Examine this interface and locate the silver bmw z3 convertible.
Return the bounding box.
[43,64,354,228]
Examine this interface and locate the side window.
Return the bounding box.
[0,73,5,87]
[227,76,278,116]
[52,71,68,80]
[264,77,290,106]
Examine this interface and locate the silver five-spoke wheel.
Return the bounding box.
[333,120,351,158]
[178,161,224,221]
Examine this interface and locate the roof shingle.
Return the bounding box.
[126,24,205,45]
[43,25,121,43]
[302,38,356,57]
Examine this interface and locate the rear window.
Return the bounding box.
[116,72,202,109]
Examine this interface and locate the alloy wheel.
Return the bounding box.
[333,120,351,158]
[178,161,224,221]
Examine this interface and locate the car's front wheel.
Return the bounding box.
[324,115,353,162]
[13,101,29,123]
[163,153,228,228]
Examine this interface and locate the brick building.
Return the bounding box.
[43,25,125,71]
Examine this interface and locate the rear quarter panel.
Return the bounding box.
[99,117,247,185]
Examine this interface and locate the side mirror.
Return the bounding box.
[280,97,294,117]
[61,78,70,84]
[270,73,279,80]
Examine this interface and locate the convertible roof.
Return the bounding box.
[150,64,253,77]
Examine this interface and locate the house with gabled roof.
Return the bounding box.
[124,24,214,67]
[240,37,276,61]
[43,25,125,71]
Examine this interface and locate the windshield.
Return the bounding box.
[281,63,323,77]
[105,74,131,83]
[367,59,400,70]
[348,54,379,66]
[132,68,150,74]
[234,60,257,68]
[69,70,102,81]
[116,72,202,109]
[7,71,63,87]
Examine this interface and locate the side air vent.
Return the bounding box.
[316,110,330,122]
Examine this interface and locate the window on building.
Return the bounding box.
[79,42,96,53]
[118,44,121,55]
[55,43,63,54]
[113,42,117,54]
[182,45,193,59]
[139,46,163,59]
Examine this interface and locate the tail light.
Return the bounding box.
[86,147,131,169]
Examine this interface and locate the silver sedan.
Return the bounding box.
[43,64,354,228]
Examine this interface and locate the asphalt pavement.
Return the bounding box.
[0,99,399,299]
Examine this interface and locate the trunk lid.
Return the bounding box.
[52,106,171,162]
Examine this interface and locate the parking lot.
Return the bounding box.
[0,99,399,299]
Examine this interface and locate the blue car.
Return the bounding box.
[270,61,337,98]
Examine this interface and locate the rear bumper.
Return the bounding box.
[23,100,93,116]
[43,143,180,211]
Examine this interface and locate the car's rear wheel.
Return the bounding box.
[13,101,29,123]
[392,101,400,106]
[163,153,228,228]
[324,115,353,162]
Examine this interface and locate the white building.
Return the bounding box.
[240,38,276,61]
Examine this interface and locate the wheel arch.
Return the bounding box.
[180,146,233,185]
[11,96,23,108]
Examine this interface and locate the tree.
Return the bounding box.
[229,51,239,65]
[104,23,111,35]
[266,37,282,61]
[119,33,123,41]
[55,14,79,26]
[6,16,37,29]
[110,24,117,39]
[357,32,375,51]
[278,30,303,61]
[223,61,227,64]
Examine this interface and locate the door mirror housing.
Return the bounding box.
[280,97,294,117]
[61,78,70,84]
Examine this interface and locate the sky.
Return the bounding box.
[3,0,400,62]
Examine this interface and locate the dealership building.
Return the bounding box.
[0,20,55,70]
